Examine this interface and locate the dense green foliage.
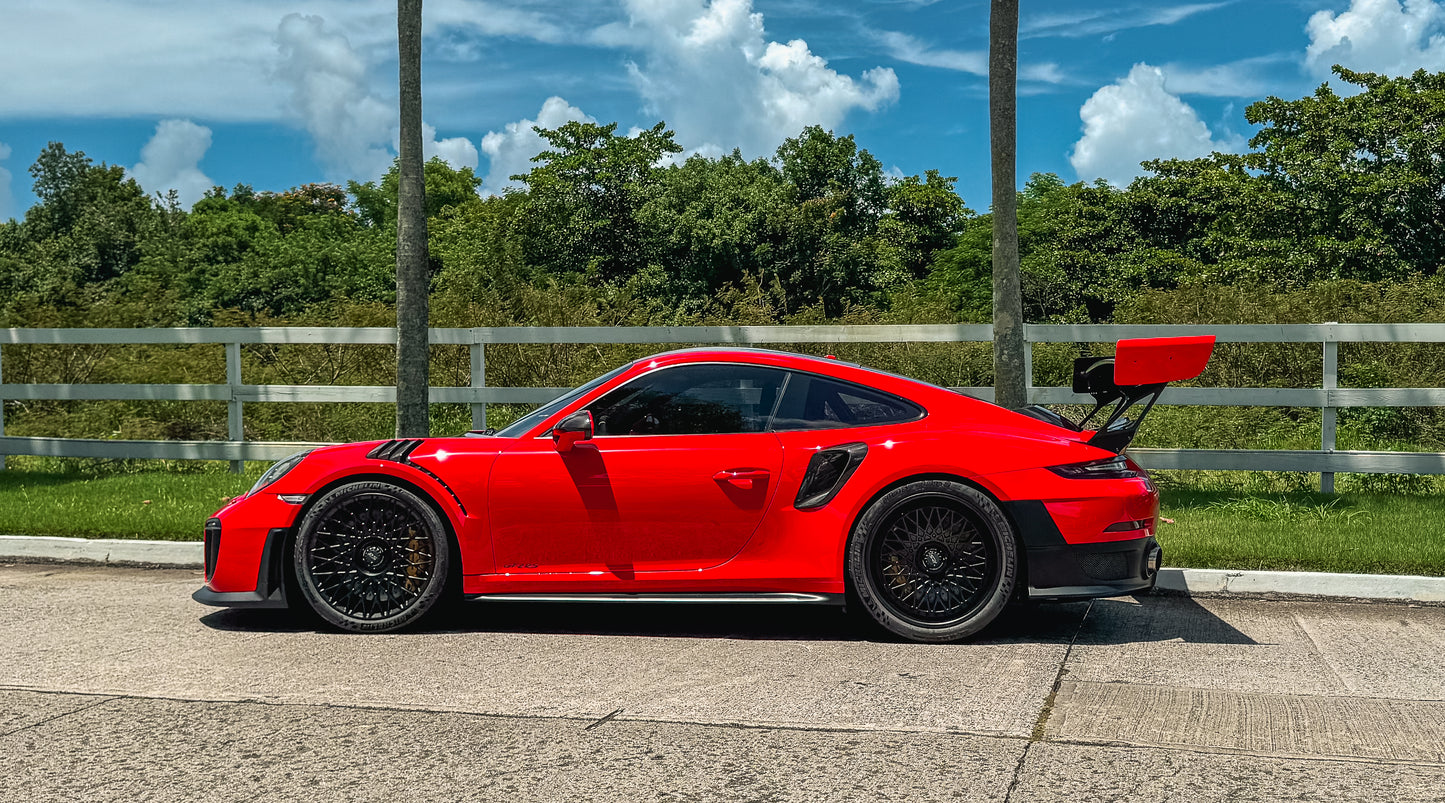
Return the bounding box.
[6,67,1444,327]
[3,66,1445,479]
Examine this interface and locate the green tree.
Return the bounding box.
[1244,66,1445,280]
[639,152,791,309]
[19,143,160,289]
[515,120,682,282]
[349,157,481,229]
[771,126,892,315]
[878,169,969,281]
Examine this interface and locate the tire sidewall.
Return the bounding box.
[293,480,451,633]
[847,479,1018,643]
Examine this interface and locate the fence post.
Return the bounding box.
[470,339,487,431]
[1022,340,1034,405]
[1321,335,1338,494]
[226,341,243,474]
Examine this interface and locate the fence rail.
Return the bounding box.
[3,323,1444,491]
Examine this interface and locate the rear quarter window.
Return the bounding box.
[770,371,924,431]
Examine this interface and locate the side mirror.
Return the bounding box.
[552,410,594,453]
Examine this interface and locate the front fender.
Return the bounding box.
[268,442,493,575]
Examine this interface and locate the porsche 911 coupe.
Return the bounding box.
[195,336,1215,642]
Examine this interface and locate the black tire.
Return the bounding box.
[847,479,1017,642]
[293,481,451,633]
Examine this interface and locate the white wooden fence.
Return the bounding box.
[4,323,1445,492]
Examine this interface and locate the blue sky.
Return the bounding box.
[2,0,1443,220]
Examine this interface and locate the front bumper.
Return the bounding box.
[193,491,301,609]
[193,525,290,609]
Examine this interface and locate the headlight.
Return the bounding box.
[1047,455,1141,480]
[248,451,312,496]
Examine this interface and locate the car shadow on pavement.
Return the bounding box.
[197,594,1177,644]
[1075,593,1259,645]
[199,590,1254,645]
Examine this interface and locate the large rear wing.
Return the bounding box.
[1020,336,1216,453]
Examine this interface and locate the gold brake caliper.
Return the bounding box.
[404,527,425,592]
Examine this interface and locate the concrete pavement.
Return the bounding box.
[1,563,1443,802]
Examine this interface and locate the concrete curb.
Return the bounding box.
[0,535,202,569]
[1156,567,1445,603]
[1,536,1442,603]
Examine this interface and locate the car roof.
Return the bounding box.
[640,346,950,402]
[647,346,860,368]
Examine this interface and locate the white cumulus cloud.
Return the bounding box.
[129,119,215,208]
[274,13,396,180]
[0,142,15,221]
[619,0,899,157]
[1305,0,1445,77]
[1069,64,1242,186]
[479,96,596,194]
[273,13,483,181]
[422,123,480,170]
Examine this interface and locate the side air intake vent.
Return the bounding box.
[794,442,868,510]
[368,439,423,463]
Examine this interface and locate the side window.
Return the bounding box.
[588,364,787,436]
[771,372,924,431]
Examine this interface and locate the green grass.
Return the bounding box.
[1,462,1442,576]
[0,461,262,540]
[1159,489,1445,576]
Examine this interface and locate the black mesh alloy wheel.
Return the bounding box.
[294,481,451,633]
[847,479,1016,642]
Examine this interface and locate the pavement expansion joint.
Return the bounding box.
[0,694,118,740]
[584,708,624,731]
[1005,600,1094,803]
[1028,599,1093,742]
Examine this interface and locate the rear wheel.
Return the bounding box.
[293,481,450,633]
[847,479,1017,642]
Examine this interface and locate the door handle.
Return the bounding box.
[713,468,770,489]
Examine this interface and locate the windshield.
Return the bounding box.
[491,361,634,438]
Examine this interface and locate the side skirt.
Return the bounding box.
[466,592,844,605]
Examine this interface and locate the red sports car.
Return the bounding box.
[195,337,1214,642]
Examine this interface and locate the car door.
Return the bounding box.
[488,363,786,575]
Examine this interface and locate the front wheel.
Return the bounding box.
[293,481,451,633]
[847,479,1017,642]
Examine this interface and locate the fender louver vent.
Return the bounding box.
[368,439,424,463]
[364,438,467,516]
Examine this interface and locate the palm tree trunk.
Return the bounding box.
[989,0,1026,409]
[395,0,429,437]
